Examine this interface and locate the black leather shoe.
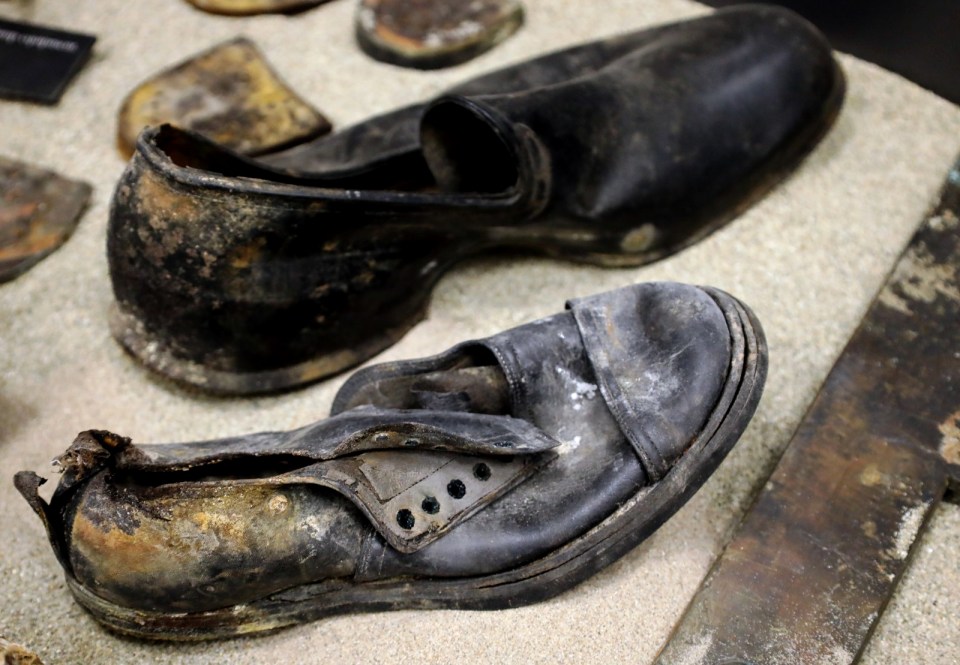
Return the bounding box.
[108,5,836,394]
[16,282,766,639]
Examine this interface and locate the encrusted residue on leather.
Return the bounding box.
[359,0,522,52]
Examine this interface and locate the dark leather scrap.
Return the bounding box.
[657,159,960,665]
[355,0,524,70]
[0,155,90,282]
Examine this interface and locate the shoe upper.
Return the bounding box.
[334,283,737,578]
[17,282,760,614]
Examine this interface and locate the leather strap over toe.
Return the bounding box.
[568,285,731,480]
[336,282,733,482]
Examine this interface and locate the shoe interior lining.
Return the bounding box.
[340,365,510,415]
[419,100,520,194]
[117,454,320,486]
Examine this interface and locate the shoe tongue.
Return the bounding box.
[419,95,520,193]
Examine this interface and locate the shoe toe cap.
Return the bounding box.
[569,282,736,478]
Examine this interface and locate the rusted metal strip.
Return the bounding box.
[657,159,960,665]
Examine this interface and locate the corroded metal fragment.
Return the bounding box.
[116,37,331,159]
[184,0,328,15]
[356,0,524,69]
[0,637,44,665]
[0,156,91,283]
[657,160,960,665]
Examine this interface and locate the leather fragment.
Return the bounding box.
[658,159,960,665]
[116,37,330,159]
[185,0,328,15]
[0,637,44,665]
[0,156,90,283]
[356,0,524,69]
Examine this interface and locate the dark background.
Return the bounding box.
[703,1,960,105]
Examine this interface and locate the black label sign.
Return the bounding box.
[0,18,96,104]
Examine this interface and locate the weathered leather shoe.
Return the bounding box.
[16,282,766,639]
[108,5,837,394]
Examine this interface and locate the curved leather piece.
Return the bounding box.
[568,283,730,480]
[107,5,841,394]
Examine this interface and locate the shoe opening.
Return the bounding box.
[120,454,319,485]
[153,124,290,180]
[152,123,439,191]
[337,346,510,414]
[420,97,520,194]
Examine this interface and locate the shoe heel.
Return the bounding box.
[108,149,448,394]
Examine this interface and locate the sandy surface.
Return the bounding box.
[861,502,960,665]
[1,0,958,663]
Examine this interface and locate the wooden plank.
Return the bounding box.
[657,159,960,665]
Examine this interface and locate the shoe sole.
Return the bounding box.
[72,287,766,639]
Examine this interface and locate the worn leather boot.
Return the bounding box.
[108,5,838,394]
[17,282,766,639]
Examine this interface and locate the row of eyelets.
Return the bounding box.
[395,465,496,530]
